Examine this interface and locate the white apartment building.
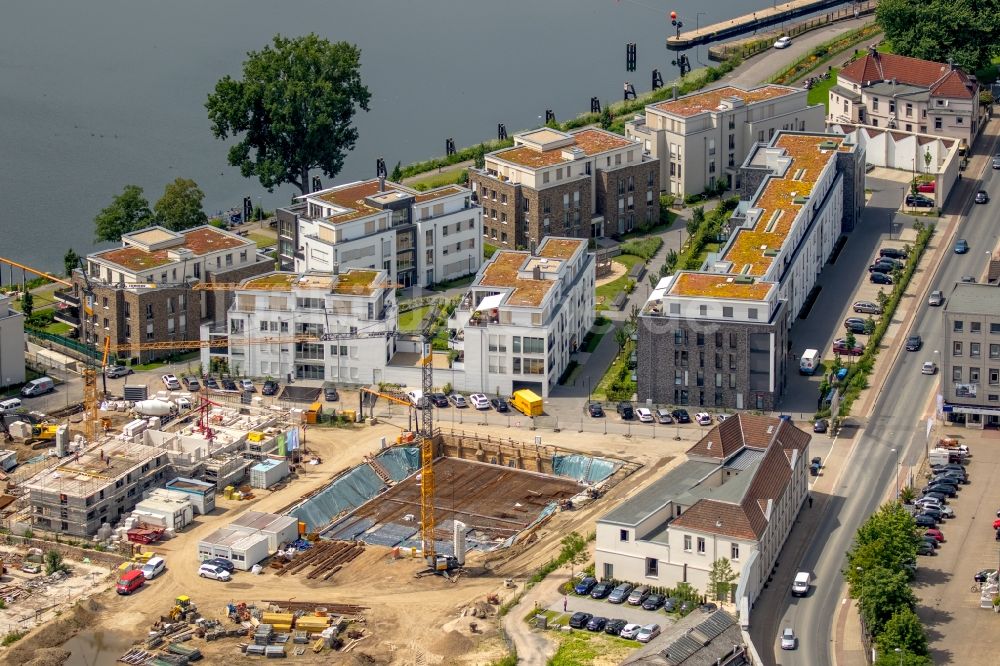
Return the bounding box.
[288,179,481,290]
[0,293,26,388]
[205,268,397,383]
[595,414,810,623]
[827,48,981,148]
[626,84,825,196]
[446,237,595,398]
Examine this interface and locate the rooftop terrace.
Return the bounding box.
[652,84,797,118]
[241,269,383,296]
[492,128,634,169]
[94,226,250,273]
[478,252,556,308]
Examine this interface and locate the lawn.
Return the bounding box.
[548,630,636,666]
[399,305,431,332]
[42,321,72,336]
[596,254,642,306]
[247,232,276,249]
[807,68,839,109]
[408,168,467,191]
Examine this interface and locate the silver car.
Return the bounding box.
[780,627,796,650]
[928,290,944,306]
[655,408,673,424]
[853,300,882,315]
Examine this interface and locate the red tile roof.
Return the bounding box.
[671,499,760,540]
[96,227,250,272]
[839,52,976,99]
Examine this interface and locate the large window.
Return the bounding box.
[683,535,692,552]
[696,537,706,554]
[522,337,544,354]
[523,358,545,375]
[645,558,658,576]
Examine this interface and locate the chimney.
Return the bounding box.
[529,239,537,256]
[378,176,385,192]
[332,262,340,276]
[532,265,542,280]
[672,85,678,101]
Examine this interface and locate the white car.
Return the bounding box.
[239,379,255,392]
[921,361,937,375]
[636,408,654,423]
[198,563,231,581]
[620,623,643,640]
[717,413,731,422]
[774,36,792,49]
[469,393,490,410]
[780,627,796,650]
[161,374,181,390]
[636,623,661,643]
[695,412,713,426]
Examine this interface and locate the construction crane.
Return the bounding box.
[0,256,73,289]
[76,258,99,443]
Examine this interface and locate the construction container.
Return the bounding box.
[250,457,290,490]
[224,486,235,500]
[262,612,295,627]
[197,528,269,570]
[228,511,299,551]
[341,408,356,423]
[165,477,216,515]
[134,494,195,531]
[305,402,323,425]
[247,431,265,443]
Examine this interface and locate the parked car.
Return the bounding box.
[993,154,1000,169]
[105,365,133,378]
[204,377,220,390]
[591,582,614,599]
[608,583,634,604]
[853,300,882,314]
[914,515,938,528]
[922,361,937,375]
[844,318,867,334]
[568,612,593,629]
[879,247,908,260]
[617,402,635,420]
[870,272,893,285]
[662,597,680,613]
[642,594,666,611]
[627,585,650,605]
[262,380,279,396]
[914,497,943,510]
[923,484,957,497]
[672,409,691,423]
[922,491,949,504]
[774,35,792,48]
[917,181,935,193]
[832,338,864,356]
[679,600,695,615]
[469,393,490,410]
[490,397,509,412]
[813,419,828,434]
[975,190,989,204]
[636,624,662,643]
[574,576,597,595]
[198,563,232,581]
[699,603,719,613]
[204,557,235,574]
[695,412,713,426]
[449,393,468,408]
[905,194,934,208]
[588,403,604,418]
[928,290,944,306]
[221,377,238,391]
[974,569,997,583]
[161,374,181,390]
[905,335,922,351]
[917,541,936,556]
[323,382,339,401]
[924,529,944,543]
[180,376,199,391]
[620,623,643,640]
[954,238,969,254]
[919,536,939,550]
[239,379,255,392]
[141,556,166,580]
[780,628,796,650]
[586,616,608,632]
[868,262,895,274]
[116,570,145,595]
[919,507,946,522]
[604,618,628,636]
[655,408,673,424]
[426,392,446,408]
[636,408,654,423]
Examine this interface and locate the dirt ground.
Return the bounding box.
[595,259,627,288]
[0,416,698,664]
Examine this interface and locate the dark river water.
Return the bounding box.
[0,0,772,272]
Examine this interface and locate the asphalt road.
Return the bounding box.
[753,131,1000,665]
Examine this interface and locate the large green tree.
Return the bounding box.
[94,185,153,242]
[872,652,932,666]
[708,557,738,602]
[858,566,917,637]
[63,248,80,278]
[876,607,929,657]
[154,178,208,231]
[206,34,372,195]
[876,0,1000,72]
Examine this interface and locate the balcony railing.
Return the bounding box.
[53,309,81,328]
[53,290,80,308]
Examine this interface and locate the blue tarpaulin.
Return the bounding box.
[551,454,619,484]
[289,465,385,531]
[375,446,421,481]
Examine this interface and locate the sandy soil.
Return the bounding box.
[594,259,627,289]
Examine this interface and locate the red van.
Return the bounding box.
[116,569,145,595]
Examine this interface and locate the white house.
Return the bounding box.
[595,414,810,623]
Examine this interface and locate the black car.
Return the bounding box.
[605,619,628,636]
[868,262,895,274]
[974,569,997,583]
[221,378,238,391]
[975,190,989,204]
[642,594,665,611]
[870,272,893,285]
[914,515,937,528]
[672,409,691,423]
[591,581,614,599]
[204,557,235,574]
[879,247,908,260]
[429,392,449,408]
[323,383,339,401]
[588,403,605,418]
[699,603,719,613]
[813,419,828,433]
[930,463,966,474]
[905,335,922,351]
[490,397,509,412]
[844,318,867,334]
[586,616,608,632]
[922,491,948,504]
[933,472,967,485]
[662,597,680,613]
[568,612,592,629]
[617,402,634,420]
[204,377,219,390]
[922,483,957,497]
[262,380,279,396]
[906,194,934,208]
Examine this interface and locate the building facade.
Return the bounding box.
[446,237,595,398]
[595,414,810,619]
[282,179,481,290]
[827,48,981,147]
[204,268,397,383]
[637,132,865,410]
[55,226,272,363]
[468,127,659,246]
[941,283,1000,427]
[0,293,26,388]
[626,84,825,196]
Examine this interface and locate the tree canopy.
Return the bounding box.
[154,178,208,231]
[876,607,929,657]
[876,0,1000,72]
[94,185,153,242]
[206,34,372,195]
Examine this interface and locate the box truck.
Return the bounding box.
[799,349,819,375]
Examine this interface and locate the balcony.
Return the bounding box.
[53,289,80,308]
[53,309,81,328]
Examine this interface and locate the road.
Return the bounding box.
[752,127,1000,665]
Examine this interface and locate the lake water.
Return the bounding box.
[0,0,770,272]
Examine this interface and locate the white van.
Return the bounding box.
[141,556,166,580]
[792,571,811,596]
[799,349,819,375]
[0,398,22,415]
[21,377,54,397]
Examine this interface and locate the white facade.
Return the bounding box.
[227,510,299,552]
[198,527,270,570]
[206,269,397,383]
[447,237,595,398]
[0,294,25,388]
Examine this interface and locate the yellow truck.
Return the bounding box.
[511,389,543,417]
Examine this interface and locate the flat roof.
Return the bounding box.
[241,269,383,296]
[26,440,163,497]
[478,252,555,308]
[414,185,466,203]
[652,84,797,118]
[492,128,633,169]
[230,510,297,533]
[93,226,251,273]
[201,526,269,549]
[599,459,718,526]
[538,237,586,260]
[667,272,774,301]
[945,283,1000,313]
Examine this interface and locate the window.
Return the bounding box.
[699,305,708,316]
[970,368,980,383]
[990,369,999,385]
[991,344,1000,359]
[145,304,154,320]
[905,102,912,117]
[872,97,879,111]
[708,139,716,156]
[669,303,681,314]
[723,306,733,318]
[225,253,233,266]
[239,250,247,262]
[993,323,1000,334]
[731,543,740,560]
[696,332,705,346]
[971,343,981,358]
[729,373,736,389]
[683,535,692,551]
[512,357,521,374]
[952,366,962,381]
[500,193,507,204]
[647,170,654,187]
[696,537,705,554]
[674,370,683,385]
[957,117,963,125]
[748,308,758,320]
[953,341,963,356]
[603,563,614,579]
[971,322,982,333]
[646,558,659,576]
[954,321,963,332]
[620,529,629,542]
[934,118,942,130]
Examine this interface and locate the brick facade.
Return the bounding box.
[470,173,522,249]
[597,161,661,237]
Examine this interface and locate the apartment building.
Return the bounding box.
[626,84,825,197]
[468,127,659,246]
[282,179,481,290]
[54,226,272,363]
[940,283,1000,427]
[596,414,810,618]
[205,268,396,383]
[446,237,594,398]
[0,293,26,388]
[828,48,981,147]
[637,132,865,410]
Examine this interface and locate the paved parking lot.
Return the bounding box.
[547,592,678,628]
[912,427,1000,664]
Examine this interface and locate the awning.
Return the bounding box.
[475,294,504,312]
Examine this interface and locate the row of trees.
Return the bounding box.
[843,502,931,665]
[877,0,1000,73]
[94,179,207,242]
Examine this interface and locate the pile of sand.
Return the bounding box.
[2,599,98,665]
[22,648,71,666]
[430,629,475,658]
